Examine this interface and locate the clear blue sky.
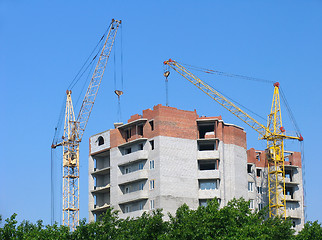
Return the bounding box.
[1,1,321,225]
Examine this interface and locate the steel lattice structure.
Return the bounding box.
[163,59,303,218]
[52,19,121,231]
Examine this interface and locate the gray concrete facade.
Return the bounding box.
[88,105,304,232]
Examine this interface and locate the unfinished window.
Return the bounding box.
[139,202,144,210]
[98,136,104,146]
[149,180,155,190]
[150,160,155,169]
[198,159,219,170]
[256,154,260,161]
[125,187,130,194]
[249,199,254,209]
[138,125,144,136]
[285,170,293,181]
[198,123,215,139]
[256,169,261,177]
[286,187,294,199]
[125,148,132,155]
[150,140,154,150]
[247,164,252,173]
[139,143,144,150]
[198,142,215,151]
[125,167,131,174]
[149,120,154,131]
[150,200,155,209]
[257,186,263,194]
[138,162,144,170]
[199,179,219,190]
[125,205,131,213]
[248,182,254,192]
[125,128,131,140]
[139,183,144,190]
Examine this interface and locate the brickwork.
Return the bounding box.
[109,104,246,148]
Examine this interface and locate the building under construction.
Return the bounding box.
[88,104,304,231]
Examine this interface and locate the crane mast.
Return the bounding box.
[163,59,302,218]
[52,19,121,230]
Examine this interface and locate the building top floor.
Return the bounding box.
[89,104,247,155]
[247,148,302,168]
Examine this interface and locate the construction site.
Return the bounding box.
[48,18,305,232]
[2,2,321,238]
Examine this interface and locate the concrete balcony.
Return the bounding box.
[285,195,300,202]
[91,184,110,194]
[285,178,299,185]
[91,166,110,176]
[198,189,220,199]
[91,203,110,213]
[118,169,149,185]
[197,150,220,160]
[197,170,220,179]
[286,209,302,219]
[118,190,149,205]
[118,150,148,166]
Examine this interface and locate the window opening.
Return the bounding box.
[139,183,144,190]
[139,202,144,210]
[125,205,130,213]
[149,180,155,190]
[199,179,219,190]
[125,147,132,155]
[139,143,144,150]
[150,200,155,209]
[256,169,261,177]
[257,186,263,194]
[258,203,263,210]
[198,124,214,139]
[248,182,254,192]
[285,170,292,181]
[198,142,215,151]
[125,187,129,194]
[150,140,154,150]
[247,164,252,173]
[286,187,294,199]
[150,160,155,169]
[125,167,130,174]
[199,159,219,170]
[98,136,104,146]
[125,128,131,140]
[249,199,254,209]
[138,125,143,136]
[138,163,144,170]
[149,121,154,131]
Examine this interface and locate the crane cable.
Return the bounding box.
[180,62,275,84]
[68,21,113,90]
[181,61,306,222]
[51,21,113,226]
[114,24,123,122]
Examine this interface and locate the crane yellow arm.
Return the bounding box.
[163,59,303,141]
[164,59,268,138]
[75,19,121,142]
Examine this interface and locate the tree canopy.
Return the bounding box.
[1,198,321,240]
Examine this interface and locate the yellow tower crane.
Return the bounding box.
[51,19,121,230]
[163,59,303,218]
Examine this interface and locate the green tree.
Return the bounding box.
[296,221,322,240]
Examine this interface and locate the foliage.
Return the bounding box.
[0,198,320,239]
[295,221,322,240]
